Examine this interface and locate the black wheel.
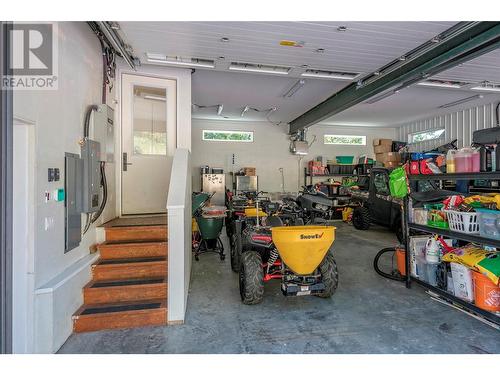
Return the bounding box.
[316,251,338,298]
[230,232,242,272]
[352,207,371,230]
[239,251,264,305]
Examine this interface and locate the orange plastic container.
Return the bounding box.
[396,247,406,276]
[472,271,500,312]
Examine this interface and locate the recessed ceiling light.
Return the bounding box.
[145,54,215,69]
[417,79,468,89]
[229,62,290,75]
[220,37,230,43]
[470,81,500,92]
[314,48,325,53]
[301,69,359,81]
[337,26,347,32]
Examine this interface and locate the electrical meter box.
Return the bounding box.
[92,104,115,162]
[81,139,101,213]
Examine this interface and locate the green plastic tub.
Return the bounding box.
[336,156,355,164]
[195,216,224,240]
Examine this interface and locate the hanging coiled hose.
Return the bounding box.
[373,247,405,282]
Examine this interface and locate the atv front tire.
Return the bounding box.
[239,251,264,305]
[352,207,371,230]
[230,232,242,273]
[316,251,339,298]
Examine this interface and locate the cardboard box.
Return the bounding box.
[376,152,401,163]
[374,144,392,154]
[373,138,392,147]
[243,167,256,176]
[384,161,401,168]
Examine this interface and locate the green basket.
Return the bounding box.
[195,216,224,240]
[336,156,355,164]
[424,203,449,229]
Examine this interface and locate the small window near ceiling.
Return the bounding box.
[408,128,445,144]
[202,130,254,142]
[324,134,366,145]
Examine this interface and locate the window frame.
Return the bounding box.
[323,134,366,146]
[202,129,254,143]
[408,128,445,144]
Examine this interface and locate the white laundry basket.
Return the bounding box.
[444,210,480,234]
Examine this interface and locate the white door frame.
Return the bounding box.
[116,71,178,217]
[12,117,36,353]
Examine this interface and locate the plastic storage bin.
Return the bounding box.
[336,156,354,164]
[476,208,500,241]
[444,210,480,234]
[412,208,428,225]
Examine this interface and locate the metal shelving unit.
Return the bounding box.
[404,172,500,325]
[303,167,359,186]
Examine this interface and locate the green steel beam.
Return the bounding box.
[289,22,500,134]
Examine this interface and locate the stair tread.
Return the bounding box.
[98,241,167,247]
[86,277,166,289]
[74,299,166,317]
[94,257,167,266]
[105,225,167,230]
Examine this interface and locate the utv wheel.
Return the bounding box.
[230,232,242,273]
[316,251,338,298]
[352,207,371,230]
[239,251,264,305]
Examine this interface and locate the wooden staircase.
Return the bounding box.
[72,224,168,333]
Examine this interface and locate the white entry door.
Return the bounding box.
[121,74,177,215]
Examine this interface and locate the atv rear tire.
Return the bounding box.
[352,207,371,230]
[316,251,338,298]
[239,251,264,305]
[230,232,242,273]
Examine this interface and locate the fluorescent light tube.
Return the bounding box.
[438,94,483,109]
[143,95,166,102]
[417,81,462,89]
[282,80,305,98]
[470,85,500,93]
[300,72,355,80]
[217,105,223,116]
[229,66,289,75]
[147,58,215,69]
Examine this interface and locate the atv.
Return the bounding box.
[350,167,404,242]
[239,221,339,304]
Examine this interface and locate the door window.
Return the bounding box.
[373,172,390,195]
[132,85,167,155]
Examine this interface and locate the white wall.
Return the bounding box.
[191,119,396,193]
[395,100,500,151]
[13,22,113,353]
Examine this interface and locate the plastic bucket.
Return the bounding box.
[472,271,500,312]
[395,247,406,276]
[195,216,224,240]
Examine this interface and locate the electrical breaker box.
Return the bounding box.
[81,139,101,213]
[65,153,83,252]
[92,104,115,162]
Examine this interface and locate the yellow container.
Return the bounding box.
[192,218,199,232]
[271,226,336,275]
[244,207,268,217]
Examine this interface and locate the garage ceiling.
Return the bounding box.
[119,21,500,126]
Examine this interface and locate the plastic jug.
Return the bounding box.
[425,237,441,264]
[446,150,456,173]
[455,148,472,172]
[471,148,480,172]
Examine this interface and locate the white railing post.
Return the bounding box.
[166,148,192,323]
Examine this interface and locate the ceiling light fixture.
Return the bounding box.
[438,94,484,109]
[282,79,306,98]
[470,81,500,93]
[241,106,250,117]
[217,105,224,116]
[229,62,290,75]
[301,69,359,80]
[146,54,215,69]
[417,80,464,89]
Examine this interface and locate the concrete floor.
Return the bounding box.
[59,223,500,354]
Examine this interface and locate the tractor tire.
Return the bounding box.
[239,251,264,305]
[316,251,339,298]
[230,232,242,273]
[352,207,371,230]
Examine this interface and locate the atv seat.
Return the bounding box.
[266,216,284,227]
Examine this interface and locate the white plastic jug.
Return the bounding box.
[425,237,440,264]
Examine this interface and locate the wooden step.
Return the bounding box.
[104,225,167,243]
[91,258,167,281]
[97,241,168,260]
[73,299,167,333]
[83,278,167,305]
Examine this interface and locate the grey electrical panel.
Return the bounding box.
[93,104,115,162]
[65,153,83,252]
[81,139,101,213]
